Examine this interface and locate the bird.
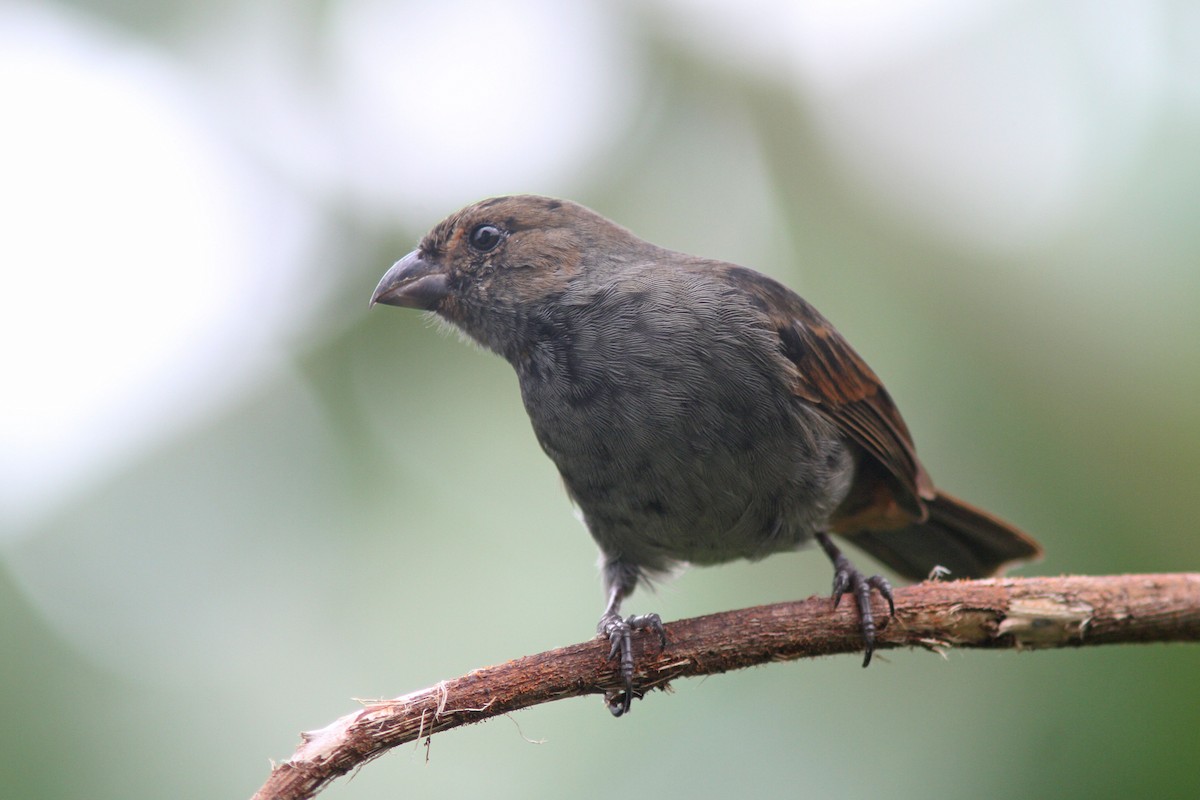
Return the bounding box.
[370,195,1042,716]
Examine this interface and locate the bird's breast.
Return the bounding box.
[513,308,854,570]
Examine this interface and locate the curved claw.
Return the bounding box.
[816,533,896,667]
[599,612,666,716]
[851,572,894,667]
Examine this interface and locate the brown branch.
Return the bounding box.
[252,573,1200,800]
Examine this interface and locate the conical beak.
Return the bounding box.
[370,250,449,310]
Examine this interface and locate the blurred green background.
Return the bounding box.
[3,2,1199,798]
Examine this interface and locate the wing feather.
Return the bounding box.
[720,265,935,509]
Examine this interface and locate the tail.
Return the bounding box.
[841,491,1042,581]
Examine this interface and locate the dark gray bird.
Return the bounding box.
[371,195,1042,715]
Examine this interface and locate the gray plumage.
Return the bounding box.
[371,194,1042,715]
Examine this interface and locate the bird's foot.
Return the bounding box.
[598,611,666,717]
[816,533,895,667]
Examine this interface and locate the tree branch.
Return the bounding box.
[252,573,1199,800]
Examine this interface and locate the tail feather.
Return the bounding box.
[841,491,1042,581]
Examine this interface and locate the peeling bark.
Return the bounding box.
[253,573,1200,800]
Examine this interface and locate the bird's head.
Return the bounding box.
[371,195,646,356]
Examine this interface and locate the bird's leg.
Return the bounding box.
[597,563,666,717]
[816,533,895,667]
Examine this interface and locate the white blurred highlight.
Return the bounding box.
[653,0,1166,251]
[328,0,635,217]
[0,6,314,535]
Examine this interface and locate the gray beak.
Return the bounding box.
[370,250,450,310]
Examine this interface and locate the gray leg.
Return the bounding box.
[816,533,895,667]
[597,560,666,716]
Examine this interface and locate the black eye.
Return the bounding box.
[468,224,503,252]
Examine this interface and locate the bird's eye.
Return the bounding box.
[468,224,503,252]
